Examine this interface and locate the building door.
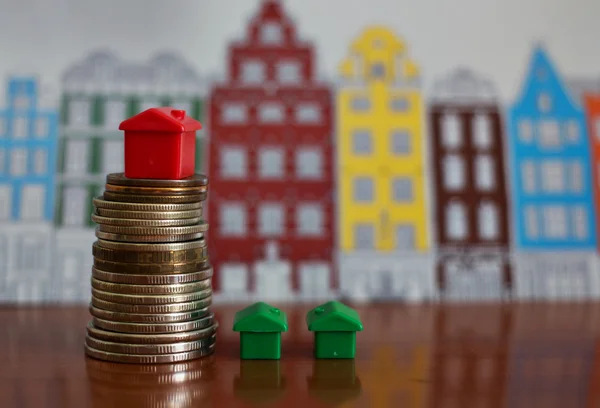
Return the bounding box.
[299,262,330,298]
[62,186,89,227]
[254,241,292,300]
[220,263,249,295]
[445,257,504,301]
[0,185,11,220]
[20,184,45,221]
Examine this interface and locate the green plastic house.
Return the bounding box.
[306,301,363,359]
[233,302,288,360]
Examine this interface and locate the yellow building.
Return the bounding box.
[337,26,427,253]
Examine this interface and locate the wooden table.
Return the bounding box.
[1,302,600,407]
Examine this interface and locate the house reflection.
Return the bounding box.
[233,360,287,406]
[307,359,362,406]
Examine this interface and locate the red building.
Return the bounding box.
[207,1,335,299]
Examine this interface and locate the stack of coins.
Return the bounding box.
[84,172,217,364]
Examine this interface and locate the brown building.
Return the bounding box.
[428,68,512,300]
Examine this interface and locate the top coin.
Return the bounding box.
[107,173,208,188]
[104,184,207,196]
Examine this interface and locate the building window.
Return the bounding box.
[543,206,567,239]
[390,97,409,112]
[569,161,583,193]
[259,103,284,123]
[35,117,48,138]
[353,177,373,202]
[472,114,492,149]
[18,235,45,271]
[446,201,467,240]
[33,149,47,175]
[295,103,321,124]
[521,161,536,193]
[478,202,499,240]
[537,93,552,113]
[519,119,533,143]
[354,224,374,249]
[351,96,370,112]
[0,116,6,138]
[64,139,90,174]
[572,206,588,239]
[69,100,90,126]
[221,103,247,124]
[296,148,323,179]
[220,146,246,179]
[541,161,565,193]
[277,61,301,84]
[62,186,88,227]
[258,147,284,179]
[220,203,246,237]
[10,148,27,176]
[391,130,410,155]
[260,22,283,44]
[102,139,124,173]
[538,120,560,147]
[0,148,5,174]
[475,155,495,191]
[0,185,12,220]
[241,60,265,84]
[20,184,45,221]
[258,204,284,237]
[443,155,465,191]
[13,95,30,110]
[352,130,372,155]
[565,120,580,143]
[524,206,538,238]
[104,100,126,128]
[371,63,385,79]
[13,117,27,139]
[442,113,462,148]
[297,203,323,236]
[395,224,415,249]
[392,178,412,202]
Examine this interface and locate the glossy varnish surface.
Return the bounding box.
[1,302,600,407]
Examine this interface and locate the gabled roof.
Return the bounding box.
[233,302,288,332]
[119,107,202,133]
[306,301,363,332]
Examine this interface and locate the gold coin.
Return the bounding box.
[93,197,202,212]
[91,214,202,227]
[97,222,208,235]
[86,321,218,344]
[95,207,203,220]
[85,334,216,355]
[85,343,215,364]
[92,313,215,334]
[91,297,213,314]
[106,172,209,188]
[89,305,212,323]
[92,243,208,265]
[94,238,206,252]
[90,278,212,295]
[105,184,207,196]
[103,191,206,204]
[95,229,204,243]
[92,267,213,284]
[91,287,212,305]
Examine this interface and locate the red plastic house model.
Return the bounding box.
[119,107,202,180]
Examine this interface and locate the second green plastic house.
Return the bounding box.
[306,301,363,359]
[233,302,288,360]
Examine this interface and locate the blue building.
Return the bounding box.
[508,46,596,250]
[0,77,58,222]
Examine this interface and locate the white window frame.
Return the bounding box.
[0,185,11,220]
[352,130,372,155]
[221,264,249,293]
[258,103,285,123]
[64,139,90,174]
[472,113,493,149]
[62,186,89,227]
[0,148,6,174]
[351,96,370,112]
[69,99,91,127]
[569,161,583,193]
[541,160,565,193]
[443,154,465,191]
[354,223,375,249]
[518,119,533,143]
[221,103,247,124]
[572,206,588,239]
[220,203,247,237]
[295,103,321,124]
[277,60,301,84]
[478,202,499,240]
[20,184,45,221]
[35,117,49,138]
[538,120,560,148]
[296,148,323,179]
[220,146,246,179]
[565,120,580,143]
[10,148,27,176]
[102,139,124,174]
[475,155,495,191]
[391,130,410,155]
[12,117,27,139]
[297,203,323,236]
[442,113,462,149]
[241,60,266,84]
[524,206,539,238]
[392,177,413,202]
[260,22,283,45]
[258,147,284,179]
[353,177,374,202]
[395,224,415,249]
[258,203,285,237]
[104,99,127,128]
[33,148,47,175]
[521,161,536,193]
[543,206,567,239]
[446,201,467,240]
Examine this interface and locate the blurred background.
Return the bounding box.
[2,0,600,304]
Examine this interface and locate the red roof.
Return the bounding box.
[119,107,202,132]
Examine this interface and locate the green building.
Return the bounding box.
[306,301,363,359]
[233,302,288,360]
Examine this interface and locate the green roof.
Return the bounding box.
[233,302,288,332]
[306,301,363,332]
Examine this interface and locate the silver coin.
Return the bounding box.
[95,229,204,243]
[85,334,216,355]
[106,172,209,188]
[91,288,212,305]
[85,343,215,364]
[91,214,202,227]
[97,222,208,235]
[94,238,207,252]
[86,321,218,344]
[92,268,213,284]
[92,313,215,334]
[91,297,213,314]
[89,305,211,323]
[90,277,212,295]
[95,207,203,220]
[93,197,202,212]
